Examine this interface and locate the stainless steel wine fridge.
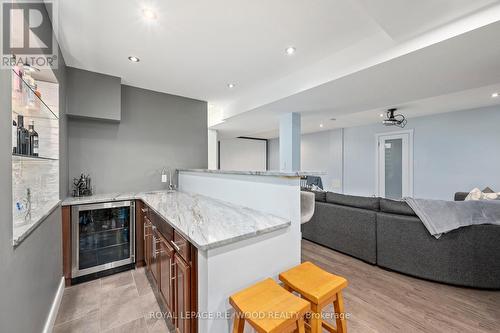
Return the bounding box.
[72,201,135,278]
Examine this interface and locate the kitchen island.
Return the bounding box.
[62,169,303,332]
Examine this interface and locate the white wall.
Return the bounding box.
[269,106,500,200]
[219,138,267,171]
[344,106,500,199]
[269,129,343,192]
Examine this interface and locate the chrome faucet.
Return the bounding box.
[168,168,177,192]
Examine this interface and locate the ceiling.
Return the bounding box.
[56,0,500,138]
[213,20,500,138]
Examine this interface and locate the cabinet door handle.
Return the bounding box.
[141,208,148,213]
[170,259,176,282]
[143,223,151,239]
[170,240,181,252]
[152,235,158,258]
[170,259,173,282]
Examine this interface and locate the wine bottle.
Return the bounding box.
[28,120,39,156]
[17,115,29,155]
[12,118,17,154]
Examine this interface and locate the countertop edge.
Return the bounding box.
[13,200,62,248]
[197,220,292,251]
[178,168,326,177]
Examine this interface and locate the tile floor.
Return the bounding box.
[54,268,171,333]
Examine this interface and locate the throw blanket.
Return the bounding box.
[404,198,500,238]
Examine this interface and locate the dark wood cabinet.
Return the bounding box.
[62,206,72,286]
[174,253,191,333]
[135,201,145,266]
[142,201,197,333]
[159,236,175,312]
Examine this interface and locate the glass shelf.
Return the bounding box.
[11,68,59,121]
[11,66,60,247]
[12,153,59,161]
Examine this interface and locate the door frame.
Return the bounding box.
[374,129,414,198]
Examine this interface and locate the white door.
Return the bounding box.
[377,131,413,199]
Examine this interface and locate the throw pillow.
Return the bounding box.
[465,188,500,201]
[483,187,495,193]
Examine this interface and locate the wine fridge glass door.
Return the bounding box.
[72,201,135,278]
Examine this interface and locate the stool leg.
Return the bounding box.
[333,293,347,333]
[297,315,306,333]
[310,304,322,333]
[232,313,245,333]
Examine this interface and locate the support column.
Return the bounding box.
[207,129,218,170]
[279,112,301,171]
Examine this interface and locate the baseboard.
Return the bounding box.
[42,276,65,333]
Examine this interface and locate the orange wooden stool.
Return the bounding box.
[279,262,348,333]
[229,278,311,333]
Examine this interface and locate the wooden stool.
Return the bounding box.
[279,262,348,333]
[229,278,311,333]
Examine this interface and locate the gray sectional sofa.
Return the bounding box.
[302,192,500,289]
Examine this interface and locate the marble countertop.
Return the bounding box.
[13,200,61,247]
[62,191,290,251]
[178,168,326,177]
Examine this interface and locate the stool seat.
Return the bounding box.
[279,261,348,305]
[229,278,310,333]
[279,262,349,333]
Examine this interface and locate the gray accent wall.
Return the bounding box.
[67,67,121,121]
[68,85,208,194]
[0,26,67,333]
[268,106,500,199]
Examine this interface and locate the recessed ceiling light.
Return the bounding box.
[319,123,324,128]
[128,56,140,62]
[227,83,236,89]
[142,8,157,20]
[493,92,499,98]
[379,113,385,117]
[285,46,296,55]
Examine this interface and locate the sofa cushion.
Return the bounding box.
[326,192,380,211]
[302,202,377,264]
[380,198,416,216]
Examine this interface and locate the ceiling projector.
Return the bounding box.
[383,108,407,128]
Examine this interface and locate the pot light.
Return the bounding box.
[493,92,499,98]
[128,56,140,62]
[379,113,384,117]
[142,8,157,20]
[285,46,296,55]
[227,83,236,89]
[319,123,324,128]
